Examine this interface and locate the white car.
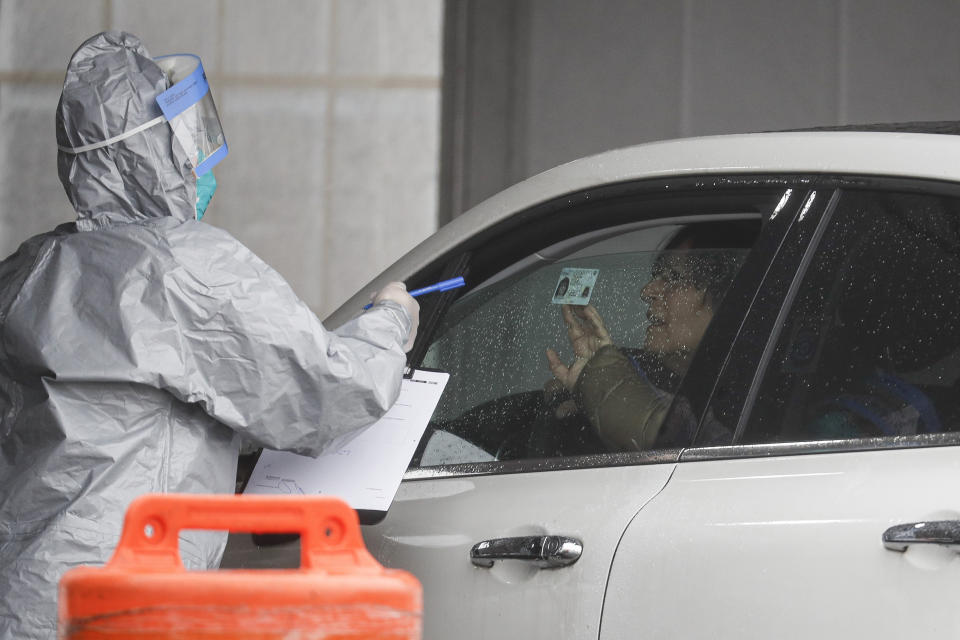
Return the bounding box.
[231,127,960,639]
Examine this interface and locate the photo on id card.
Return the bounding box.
[552,267,598,306]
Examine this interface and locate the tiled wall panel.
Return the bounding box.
[223,0,333,77]
[0,0,107,72]
[110,0,221,70]
[526,0,685,176]
[335,0,443,76]
[0,0,442,317]
[326,88,439,307]
[684,0,839,135]
[0,84,76,246]
[216,87,329,311]
[841,0,960,122]
[463,0,960,211]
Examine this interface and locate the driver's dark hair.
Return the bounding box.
[655,219,760,306]
[665,219,760,252]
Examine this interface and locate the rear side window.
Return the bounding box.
[741,190,960,444]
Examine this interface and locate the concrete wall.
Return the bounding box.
[444,0,960,215]
[0,0,442,316]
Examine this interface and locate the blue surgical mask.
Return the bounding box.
[196,170,217,220]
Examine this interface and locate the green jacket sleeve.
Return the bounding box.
[574,345,672,451]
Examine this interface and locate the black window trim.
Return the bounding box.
[404,173,818,300]
[403,448,681,481]
[681,187,813,445]
[731,188,842,442]
[404,174,814,479]
[681,432,960,463]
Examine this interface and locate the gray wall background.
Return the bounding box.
[442,0,960,219]
[3,1,960,312]
[0,0,442,317]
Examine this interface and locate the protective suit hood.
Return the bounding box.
[56,31,196,230]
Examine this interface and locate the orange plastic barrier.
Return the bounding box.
[59,494,421,639]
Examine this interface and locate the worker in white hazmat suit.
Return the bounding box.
[0,31,418,639]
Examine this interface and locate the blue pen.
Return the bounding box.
[363,276,466,309]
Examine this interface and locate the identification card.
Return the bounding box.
[551,267,598,305]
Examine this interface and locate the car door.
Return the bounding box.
[600,179,960,639]
[362,177,807,639]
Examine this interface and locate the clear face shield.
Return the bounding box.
[154,54,228,177]
[57,52,227,219]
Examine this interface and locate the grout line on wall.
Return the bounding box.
[217,0,225,74]
[0,72,63,84]
[0,71,439,90]
[679,0,693,138]
[320,0,340,314]
[836,0,848,124]
[104,0,112,30]
[214,74,440,89]
[440,0,470,223]
[508,0,530,187]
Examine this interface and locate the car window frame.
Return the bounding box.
[689,175,960,463]
[401,174,817,480]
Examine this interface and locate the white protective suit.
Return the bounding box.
[0,32,412,639]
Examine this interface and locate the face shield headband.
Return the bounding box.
[57,53,228,178]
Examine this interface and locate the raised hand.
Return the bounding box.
[545,304,613,391]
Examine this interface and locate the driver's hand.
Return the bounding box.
[542,378,579,419]
[546,304,613,391]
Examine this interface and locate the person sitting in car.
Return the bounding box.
[545,222,754,451]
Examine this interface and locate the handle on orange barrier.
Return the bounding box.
[110,494,376,572]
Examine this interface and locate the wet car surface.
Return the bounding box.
[226,125,960,639]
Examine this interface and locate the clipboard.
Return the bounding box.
[244,369,449,520]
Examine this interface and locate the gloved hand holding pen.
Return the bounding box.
[369,282,420,352]
[366,277,466,351]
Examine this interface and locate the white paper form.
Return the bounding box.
[244,369,449,511]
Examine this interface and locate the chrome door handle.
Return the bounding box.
[470,535,582,568]
[883,520,960,551]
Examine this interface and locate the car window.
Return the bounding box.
[416,218,760,467]
[740,189,960,444]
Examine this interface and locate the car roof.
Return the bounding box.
[328,129,960,325]
[783,120,960,135]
